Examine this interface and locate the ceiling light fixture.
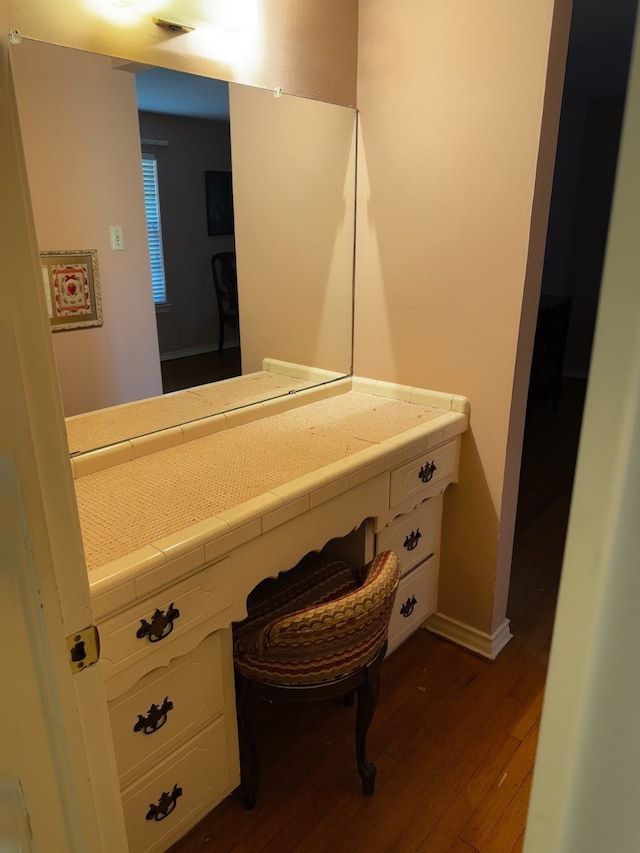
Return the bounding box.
[152,16,195,33]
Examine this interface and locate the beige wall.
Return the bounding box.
[229,83,356,375]
[355,0,572,633]
[9,0,572,635]
[7,0,572,639]
[11,40,163,415]
[7,0,358,107]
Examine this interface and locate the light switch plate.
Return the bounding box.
[109,225,124,251]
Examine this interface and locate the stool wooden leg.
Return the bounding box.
[236,674,260,810]
[355,654,382,796]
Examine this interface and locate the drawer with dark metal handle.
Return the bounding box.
[145,782,183,822]
[109,632,224,788]
[377,495,441,578]
[136,603,180,643]
[133,696,174,735]
[400,595,418,618]
[389,440,458,509]
[387,556,437,654]
[403,529,422,551]
[418,460,437,483]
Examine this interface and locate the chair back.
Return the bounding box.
[211,251,238,316]
[234,550,400,686]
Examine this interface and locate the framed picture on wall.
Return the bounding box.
[40,249,103,332]
[205,170,235,236]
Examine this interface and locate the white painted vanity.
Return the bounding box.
[70,371,468,852]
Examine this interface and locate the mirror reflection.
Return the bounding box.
[135,66,239,391]
[10,39,356,454]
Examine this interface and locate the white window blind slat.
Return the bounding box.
[141,154,167,304]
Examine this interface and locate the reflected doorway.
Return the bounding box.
[135,68,240,393]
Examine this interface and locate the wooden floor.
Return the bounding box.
[168,380,586,853]
[161,347,242,394]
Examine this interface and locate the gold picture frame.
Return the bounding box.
[40,249,103,332]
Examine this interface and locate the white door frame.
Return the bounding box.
[0,30,127,851]
[524,7,640,851]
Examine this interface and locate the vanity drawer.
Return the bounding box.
[121,716,233,853]
[387,556,438,655]
[389,439,459,509]
[376,496,441,578]
[99,559,232,684]
[108,631,225,789]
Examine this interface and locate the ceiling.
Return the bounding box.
[135,67,230,120]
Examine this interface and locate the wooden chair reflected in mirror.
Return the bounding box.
[211,251,240,352]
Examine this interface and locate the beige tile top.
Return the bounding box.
[65,371,319,455]
[75,390,467,578]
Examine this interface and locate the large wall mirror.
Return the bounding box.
[10,38,356,453]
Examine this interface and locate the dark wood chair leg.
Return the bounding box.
[235,674,260,810]
[355,653,383,795]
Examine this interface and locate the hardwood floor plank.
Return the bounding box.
[459,726,539,850]
[448,840,478,853]
[309,659,535,852]
[509,683,545,742]
[160,347,242,393]
[511,828,526,853]
[416,728,521,852]
[479,769,534,853]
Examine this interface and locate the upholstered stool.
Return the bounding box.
[233,549,400,809]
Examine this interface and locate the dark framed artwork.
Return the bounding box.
[205,170,235,236]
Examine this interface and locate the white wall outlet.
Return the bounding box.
[109,225,125,251]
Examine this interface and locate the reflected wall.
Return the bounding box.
[12,41,163,416]
[230,83,356,375]
[11,38,356,422]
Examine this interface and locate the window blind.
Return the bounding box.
[141,154,167,304]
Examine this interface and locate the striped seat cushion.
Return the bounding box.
[233,550,400,686]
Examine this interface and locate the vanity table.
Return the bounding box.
[71,371,469,852]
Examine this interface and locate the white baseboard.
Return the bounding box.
[423,612,512,660]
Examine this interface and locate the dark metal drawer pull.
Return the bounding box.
[146,783,182,822]
[400,595,417,618]
[403,529,422,551]
[136,603,180,643]
[133,696,174,735]
[418,461,437,483]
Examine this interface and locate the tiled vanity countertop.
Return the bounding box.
[66,369,323,455]
[74,382,468,615]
